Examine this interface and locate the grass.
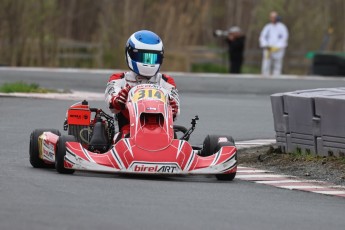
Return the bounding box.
[272,146,345,165]
[0,81,58,93]
[191,63,228,73]
[289,148,316,161]
[191,63,261,74]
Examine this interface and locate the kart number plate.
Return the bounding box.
[132,89,166,103]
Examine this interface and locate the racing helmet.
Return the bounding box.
[125,30,164,77]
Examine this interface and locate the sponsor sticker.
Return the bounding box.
[67,109,91,125]
[43,142,55,160]
[107,86,115,94]
[146,107,157,111]
[130,162,180,173]
[218,137,228,143]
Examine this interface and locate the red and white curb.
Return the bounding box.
[237,166,345,198]
[236,139,276,149]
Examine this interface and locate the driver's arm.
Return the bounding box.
[169,88,180,118]
[105,73,127,114]
[161,74,180,118]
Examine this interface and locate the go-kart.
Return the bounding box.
[29,84,237,180]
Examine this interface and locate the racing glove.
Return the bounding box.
[111,84,131,110]
[169,97,179,117]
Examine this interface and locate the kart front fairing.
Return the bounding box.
[57,84,237,175]
[64,139,237,174]
[128,84,174,151]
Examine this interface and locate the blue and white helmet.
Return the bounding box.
[125,30,164,77]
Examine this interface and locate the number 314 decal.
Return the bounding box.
[132,89,166,102]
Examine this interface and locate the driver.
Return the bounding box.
[105,30,180,137]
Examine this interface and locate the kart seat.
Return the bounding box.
[88,117,109,153]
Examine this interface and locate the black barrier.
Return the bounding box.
[312,54,345,76]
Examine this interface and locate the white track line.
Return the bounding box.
[236,174,288,179]
[313,191,345,195]
[0,91,104,101]
[236,139,276,149]
[279,185,325,189]
[237,169,269,173]
[255,180,301,184]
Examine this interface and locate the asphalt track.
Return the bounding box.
[1,68,345,230]
[1,67,345,95]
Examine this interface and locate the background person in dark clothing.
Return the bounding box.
[226,26,245,73]
[214,26,246,73]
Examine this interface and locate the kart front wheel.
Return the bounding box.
[55,135,76,174]
[216,172,236,181]
[29,129,61,168]
[199,135,236,181]
[200,135,235,157]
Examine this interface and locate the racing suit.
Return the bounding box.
[105,71,180,136]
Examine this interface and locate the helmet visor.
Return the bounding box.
[128,49,163,65]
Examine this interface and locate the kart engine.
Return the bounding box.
[64,100,115,153]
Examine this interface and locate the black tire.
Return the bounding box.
[55,135,76,174]
[216,172,236,181]
[173,125,188,139]
[173,125,188,134]
[216,137,236,181]
[29,129,61,168]
[200,135,235,157]
[199,135,236,181]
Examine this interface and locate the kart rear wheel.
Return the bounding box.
[200,135,235,157]
[29,129,61,168]
[55,135,76,174]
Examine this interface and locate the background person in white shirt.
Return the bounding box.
[259,11,289,76]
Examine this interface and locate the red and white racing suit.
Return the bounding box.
[105,71,180,135]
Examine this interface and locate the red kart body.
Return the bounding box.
[31,84,237,179]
